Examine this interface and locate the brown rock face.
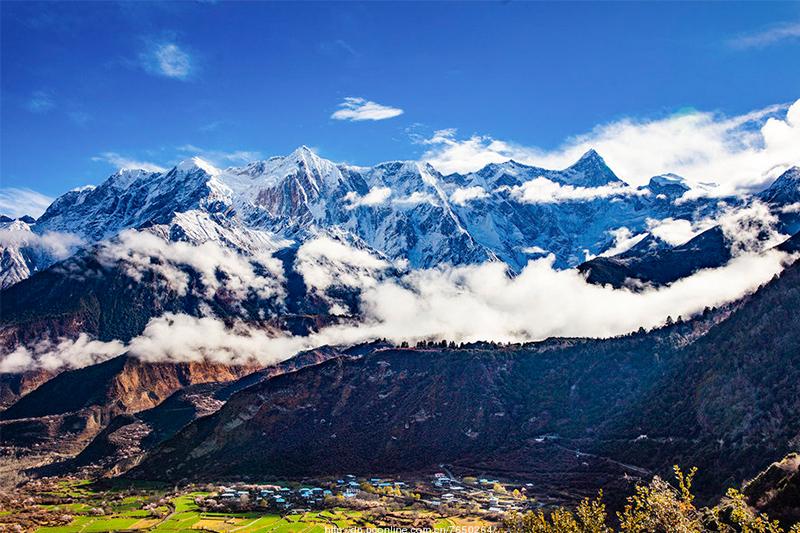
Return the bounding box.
[0,355,259,453]
[0,369,56,409]
[59,345,372,476]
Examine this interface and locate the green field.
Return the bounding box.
[31,488,366,533]
[4,480,484,532]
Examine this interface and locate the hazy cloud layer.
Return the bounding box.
[0,225,85,258]
[295,236,391,293]
[92,152,166,173]
[4,234,794,372]
[502,178,647,204]
[0,334,125,373]
[141,42,193,80]
[0,188,55,218]
[729,22,800,49]
[99,229,285,299]
[331,97,404,121]
[422,99,800,195]
[599,227,648,257]
[450,186,489,206]
[645,200,784,250]
[344,187,392,209]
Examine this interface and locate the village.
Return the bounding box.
[1,471,543,531]
[202,469,541,518]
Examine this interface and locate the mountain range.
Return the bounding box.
[125,259,800,504]
[1,146,800,518]
[5,147,798,292]
[1,147,798,357]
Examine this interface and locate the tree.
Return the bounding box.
[502,466,798,533]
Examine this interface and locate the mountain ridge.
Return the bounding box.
[5,147,778,291]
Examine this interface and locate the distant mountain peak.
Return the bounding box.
[107,168,151,189]
[562,148,623,186]
[176,157,219,176]
[576,148,602,162]
[779,166,800,181]
[647,174,690,197]
[759,166,800,205]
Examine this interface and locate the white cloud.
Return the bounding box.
[393,191,437,206]
[422,99,800,195]
[294,236,390,293]
[599,227,648,257]
[450,186,489,206]
[717,201,786,255]
[344,186,392,209]
[142,42,193,80]
[522,245,548,255]
[730,22,800,49]
[0,188,55,218]
[331,97,404,121]
[503,178,647,204]
[0,225,84,259]
[3,234,795,372]
[128,314,305,367]
[99,230,284,300]
[176,145,262,166]
[645,200,785,251]
[781,202,800,214]
[92,152,166,173]
[84,247,800,365]
[646,217,712,246]
[0,334,125,373]
[26,90,55,113]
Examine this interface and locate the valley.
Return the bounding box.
[1,147,799,531]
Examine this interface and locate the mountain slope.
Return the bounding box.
[0,355,257,452]
[60,343,381,475]
[597,258,800,493]
[578,226,731,288]
[128,260,800,501]
[126,319,711,483]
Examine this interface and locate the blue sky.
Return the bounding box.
[1,1,800,212]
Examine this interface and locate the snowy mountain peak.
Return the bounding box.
[107,168,152,189]
[8,143,788,291]
[175,157,220,176]
[562,149,622,186]
[575,148,602,163]
[778,166,800,182]
[646,174,690,197]
[759,166,800,205]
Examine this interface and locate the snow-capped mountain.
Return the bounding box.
[2,147,799,290]
[0,218,84,289]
